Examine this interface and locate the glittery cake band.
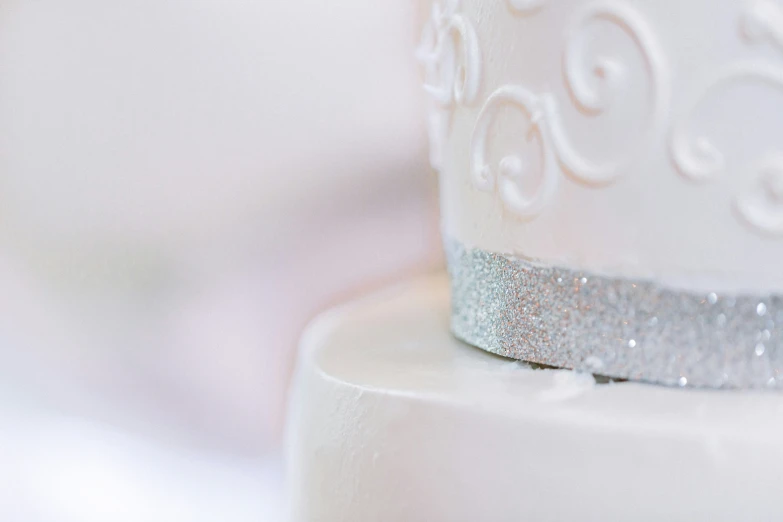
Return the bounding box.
[446,238,783,389]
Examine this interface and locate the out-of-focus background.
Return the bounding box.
[0,1,437,519]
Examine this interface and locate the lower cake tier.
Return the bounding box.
[285,274,783,522]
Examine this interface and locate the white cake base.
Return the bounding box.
[285,274,783,522]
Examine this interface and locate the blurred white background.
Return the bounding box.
[0,0,437,519]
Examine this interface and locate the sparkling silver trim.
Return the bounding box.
[446,238,783,389]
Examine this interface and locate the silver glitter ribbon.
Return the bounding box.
[447,238,783,389]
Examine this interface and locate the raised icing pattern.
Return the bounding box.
[736,154,783,235]
[670,0,783,235]
[555,1,670,185]
[470,86,558,218]
[741,0,783,51]
[470,0,668,217]
[670,62,783,184]
[432,0,783,235]
[418,0,482,170]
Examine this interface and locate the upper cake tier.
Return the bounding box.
[420,0,783,293]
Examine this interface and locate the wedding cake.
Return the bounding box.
[286,0,783,519]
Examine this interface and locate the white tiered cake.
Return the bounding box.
[286,0,783,519]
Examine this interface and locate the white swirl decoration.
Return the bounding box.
[470,87,558,218]
[670,63,783,184]
[671,64,783,235]
[669,0,783,235]
[736,154,783,235]
[471,0,669,218]
[557,1,669,184]
[418,0,481,108]
[740,0,783,53]
[671,0,783,184]
[417,0,482,170]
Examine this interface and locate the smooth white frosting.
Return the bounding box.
[285,274,783,521]
[421,0,783,292]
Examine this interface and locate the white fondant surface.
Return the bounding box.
[422,0,783,292]
[286,274,783,521]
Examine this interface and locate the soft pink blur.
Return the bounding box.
[0,0,437,519]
